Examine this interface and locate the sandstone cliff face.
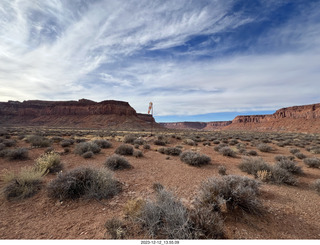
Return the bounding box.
[160,121,231,130]
[0,99,157,129]
[226,103,320,133]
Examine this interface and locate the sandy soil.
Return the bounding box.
[0,133,320,239]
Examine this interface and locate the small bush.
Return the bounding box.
[0,143,5,151]
[82,151,94,158]
[105,218,126,239]
[94,139,112,149]
[154,139,166,146]
[239,157,272,177]
[313,179,320,194]
[74,142,101,155]
[115,144,134,156]
[274,155,289,162]
[105,154,132,170]
[218,166,227,176]
[180,151,211,167]
[34,152,63,174]
[133,138,145,145]
[290,148,300,154]
[294,152,306,159]
[7,148,29,160]
[47,167,121,200]
[27,135,51,148]
[133,150,143,158]
[303,157,320,168]
[275,159,303,175]
[60,139,73,148]
[143,144,151,150]
[247,150,258,156]
[184,139,196,146]
[219,147,236,157]
[270,166,298,186]
[257,143,273,152]
[158,147,182,156]
[2,167,43,201]
[124,135,136,144]
[2,139,17,147]
[198,175,263,215]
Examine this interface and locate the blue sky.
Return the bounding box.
[0,0,319,122]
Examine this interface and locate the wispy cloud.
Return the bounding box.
[0,0,319,118]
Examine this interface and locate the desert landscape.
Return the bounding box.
[0,99,320,239]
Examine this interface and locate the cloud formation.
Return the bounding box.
[0,0,319,119]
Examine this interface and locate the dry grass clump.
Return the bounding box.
[105,154,132,170]
[115,144,134,156]
[47,167,121,200]
[94,139,112,149]
[257,143,273,152]
[198,175,263,215]
[303,157,320,168]
[180,151,211,167]
[219,146,236,157]
[2,167,43,201]
[34,152,63,174]
[74,142,101,157]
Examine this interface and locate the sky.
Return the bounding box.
[0,0,319,122]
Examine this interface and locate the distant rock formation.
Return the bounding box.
[161,103,320,133]
[0,99,158,129]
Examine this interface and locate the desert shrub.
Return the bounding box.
[0,143,6,151]
[136,188,192,239]
[198,175,263,215]
[82,151,94,158]
[309,146,320,154]
[123,198,146,218]
[218,166,227,176]
[154,139,166,146]
[219,147,236,157]
[105,154,132,170]
[133,150,143,158]
[34,152,63,174]
[0,149,10,158]
[189,206,224,239]
[143,144,151,150]
[303,157,320,168]
[27,135,51,147]
[104,218,126,239]
[274,155,289,162]
[74,142,101,155]
[213,140,220,144]
[60,139,74,148]
[2,139,17,147]
[134,144,139,149]
[115,144,134,156]
[94,139,112,149]
[294,152,306,159]
[124,135,136,144]
[158,147,182,156]
[180,151,211,167]
[247,150,258,156]
[229,139,238,145]
[257,143,273,152]
[270,166,298,186]
[313,179,320,194]
[184,139,196,146]
[47,167,121,200]
[133,138,145,145]
[6,148,29,160]
[275,159,303,175]
[45,146,54,153]
[290,148,300,154]
[239,157,272,177]
[2,167,43,201]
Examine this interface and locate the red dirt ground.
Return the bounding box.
[1,134,320,239]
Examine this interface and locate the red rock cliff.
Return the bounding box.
[0,99,158,129]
